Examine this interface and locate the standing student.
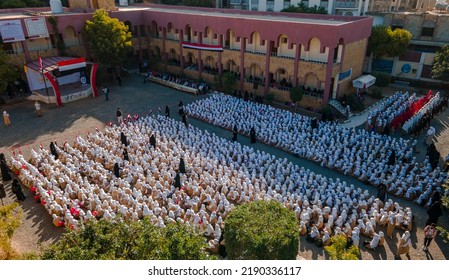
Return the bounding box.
[0,153,12,181]
[165,106,170,117]
[178,101,184,116]
[103,87,109,101]
[422,223,438,251]
[116,108,123,123]
[181,112,188,128]
[232,125,238,141]
[250,127,256,144]
[3,111,11,127]
[396,231,412,258]
[117,74,122,86]
[11,179,26,201]
[426,200,443,225]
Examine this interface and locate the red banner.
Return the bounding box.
[391,90,432,129]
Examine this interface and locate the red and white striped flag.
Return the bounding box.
[38,55,43,71]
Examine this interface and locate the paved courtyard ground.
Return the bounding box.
[1,72,448,260]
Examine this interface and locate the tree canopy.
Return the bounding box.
[368,26,412,58]
[290,86,303,104]
[41,218,213,260]
[431,45,449,82]
[224,200,299,260]
[85,9,132,68]
[0,45,19,92]
[281,4,327,14]
[160,0,214,7]
[0,0,69,8]
[324,235,360,260]
[0,202,23,260]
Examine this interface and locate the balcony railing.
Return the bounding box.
[299,58,327,64]
[246,49,266,55]
[334,1,359,9]
[5,49,24,55]
[270,52,295,59]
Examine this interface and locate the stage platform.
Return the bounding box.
[28,83,93,104]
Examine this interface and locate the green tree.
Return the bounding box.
[224,200,299,260]
[0,45,19,93]
[368,26,412,58]
[41,218,213,260]
[0,203,23,260]
[431,45,449,82]
[0,0,52,8]
[324,235,360,260]
[223,71,236,94]
[289,86,303,105]
[85,9,132,69]
[281,3,327,14]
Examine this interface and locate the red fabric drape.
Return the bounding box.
[391,90,432,129]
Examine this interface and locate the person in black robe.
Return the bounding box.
[49,142,59,160]
[165,105,170,117]
[179,157,186,174]
[123,148,129,161]
[150,134,156,148]
[174,170,181,189]
[181,112,188,128]
[0,153,12,181]
[178,101,184,116]
[377,183,387,203]
[387,150,396,166]
[426,201,443,226]
[250,127,256,144]
[11,179,26,201]
[232,125,238,141]
[113,163,120,178]
[120,132,128,146]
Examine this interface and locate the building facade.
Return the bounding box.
[0,4,372,108]
[369,11,449,83]
[230,0,371,15]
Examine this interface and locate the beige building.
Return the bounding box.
[369,0,437,12]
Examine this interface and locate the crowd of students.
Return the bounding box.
[5,112,416,253]
[185,93,447,206]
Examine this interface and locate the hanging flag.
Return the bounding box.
[38,55,43,71]
[58,57,86,72]
[181,42,223,52]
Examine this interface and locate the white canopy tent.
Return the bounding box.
[352,74,376,90]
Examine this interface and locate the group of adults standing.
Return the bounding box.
[1,153,26,201]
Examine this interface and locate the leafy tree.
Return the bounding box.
[223,71,236,94]
[0,0,53,8]
[0,45,19,93]
[289,86,303,105]
[324,235,360,260]
[224,200,299,260]
[281,4,327,14]
[160,0,213,6]
[431,45,449,82]
[85,9,132,69]
[368,26,412,58]
[41,218,213,260]
[0,203,23,260]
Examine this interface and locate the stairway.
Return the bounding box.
[328,99,353,118]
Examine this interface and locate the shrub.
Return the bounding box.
[265,92,275,104]
[324,235,360,260]
[372,72,391,87]
[224,200,299,260]
[369,87,383,99]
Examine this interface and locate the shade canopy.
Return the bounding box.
[352,74,376,89]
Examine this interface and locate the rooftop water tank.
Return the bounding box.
[50,0,63,14]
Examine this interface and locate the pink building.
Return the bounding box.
[0,4,373,108]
